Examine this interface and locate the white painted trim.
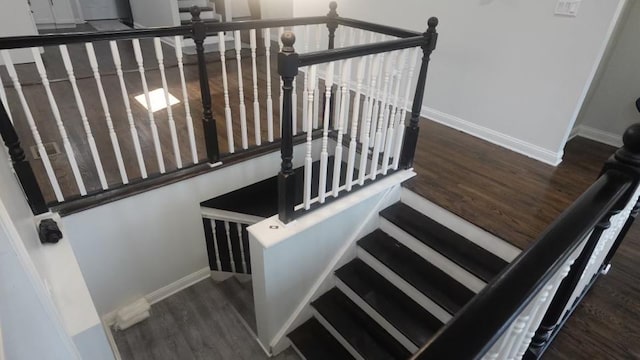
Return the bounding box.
[567,125,581,141]
[0,325,4,360]
[210,270,234,282]
[313,310,365,360]
[559,0,629,152]
[421,106,563,166]
[289,342,307,360]
[357,248,452,324]
[200,207,264,224]
[0,199,80,357]
[102,321,122,360]
[335,279,419,352]
[102,267,210,325]
[400,188,521,262]
[267,185,400,350]
[574,125,622,147]
[379,218,486,293]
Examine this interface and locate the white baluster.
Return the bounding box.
[318,62,335,204]
[312,25,322,129]
[358,54,381,185]
[303,65,317,210]
[85,43,128,184]
[224,221,236,272]
[211,219,222,270]
[110,40,147,179]
[174,36,198,164]
[0,75,10,122]
[360,31,377,141]
[369,36,387,146]
[1,50,64,202]
[250,29,261,146]
[301,25,310,133]
[278,27,285,136]
[370,52,394,180]
[382,50,407,175]
[35,47,89,195]
[217,32,235,153]
[332,29,348,130]
[346,56,366,191]
[154,38,182,169]
[234,30,249,149]
[132,39,165,173]
[332,60,351,197]
[263,28,274,142]
[393,48,420,170]
[236,222,247,273]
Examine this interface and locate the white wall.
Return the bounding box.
[130,0,179,27]
[0,137,112,357]
[0,0,38,64]
[62,142,319,316]
[261,0,293,19]
[249,172,412,349]
[293,0,626,165]
[0,199,79,360]
[574,0,640,147]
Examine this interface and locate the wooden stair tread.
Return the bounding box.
[288,318,354,360]
[380,202,508,282]
[358,230,475,314]
[312,288,410,360]
[335,258,444,346]
[201,156,347,217]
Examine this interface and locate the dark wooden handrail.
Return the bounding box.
[336,17,422,38]
[412,169,634,359]
[298,36,428,66]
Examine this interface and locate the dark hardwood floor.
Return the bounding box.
[405,122,639,359]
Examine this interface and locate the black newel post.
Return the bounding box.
[0,101,47,215]
[527,123,640,358]
[326,1,338,50]
[600,123,640,266]
[277,32,299,223]
[191,6,220,163]
[399,17,438,169]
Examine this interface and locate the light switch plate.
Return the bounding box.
[555,0,580,17]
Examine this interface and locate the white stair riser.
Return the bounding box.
[312,310,365,360]
[379,218,486,293]
[357,248,452,324]
[178,0,213,9]
[400,188,521,262]
[335,278,419,353]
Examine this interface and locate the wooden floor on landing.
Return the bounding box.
[406,122,639,359]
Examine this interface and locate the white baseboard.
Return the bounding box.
[573,125,622,148]
[102,267,210,326]
[422,106,563,166]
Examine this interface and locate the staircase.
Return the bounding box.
[287,195,515,359]
[177,0,222,25]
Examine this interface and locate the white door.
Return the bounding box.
[29,0,55,24]
[81,0,127,20]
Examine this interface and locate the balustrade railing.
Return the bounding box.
[0,2,431,215]
[276,3,438,223]
[412,124,640,360]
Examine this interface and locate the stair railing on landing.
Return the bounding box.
[276,3,439,223]
[412,124,640,360]
[0,2,430,217]
[201,206,263,275]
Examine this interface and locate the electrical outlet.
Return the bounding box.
[555,0,580,17]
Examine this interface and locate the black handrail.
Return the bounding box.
[336,17,422,38]
[413,167,635,359]
[0,27,192,49]
[298,36,427,66]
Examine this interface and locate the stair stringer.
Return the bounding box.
[248,171,415,355]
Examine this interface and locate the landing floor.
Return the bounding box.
[406,121,640,359]
[111,276,300,360]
